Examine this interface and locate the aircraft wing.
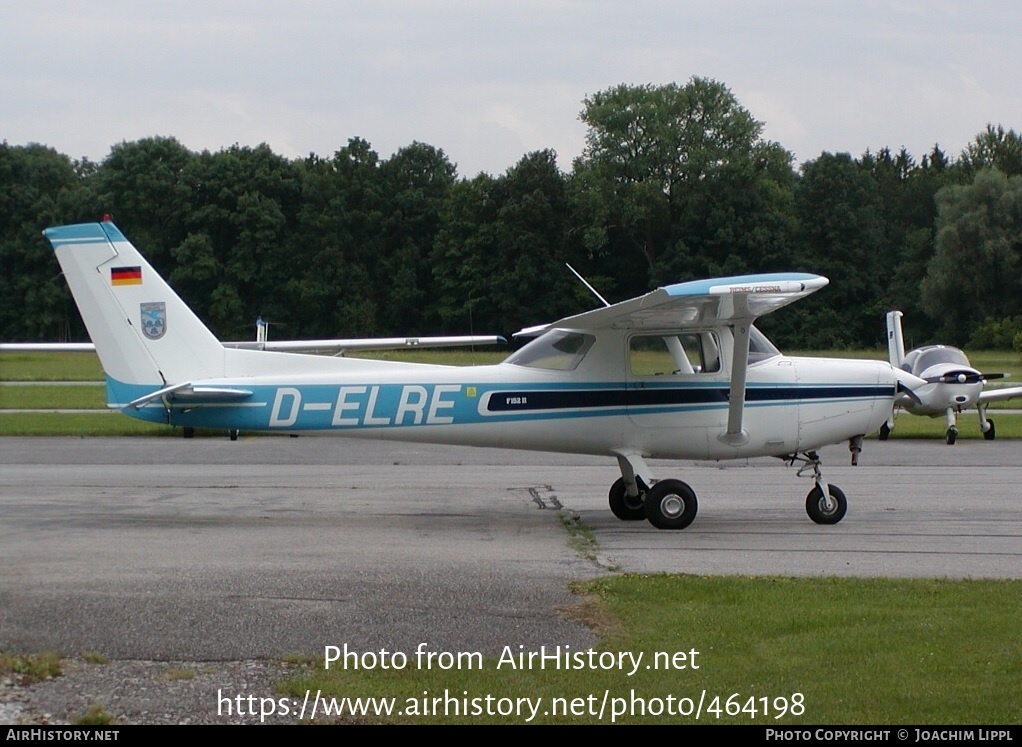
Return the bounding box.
[517,273,828,337]
[223,335,506,353]
[2,336,505,355]
[979,385,1022,404]
[0,343,97,352]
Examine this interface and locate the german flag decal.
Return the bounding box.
[111,266,142,285]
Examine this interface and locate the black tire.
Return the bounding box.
[644,479,698,530]
[608,478,646,521]
[983,419,995,441]
[878,422,891,441]
[805,484,847,525]
[182,427,195,439]
[229,429,239,441]
[946,427,958,445]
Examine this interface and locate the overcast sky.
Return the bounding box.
[3,1,1020,177]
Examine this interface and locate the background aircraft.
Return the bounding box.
[883,310,1022,444]
[39,219,914,529]
[0,335,504,356]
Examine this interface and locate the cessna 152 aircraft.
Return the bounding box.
[883,310,1022,444]
[37,219,918,530]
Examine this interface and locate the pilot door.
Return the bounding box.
[625,331,725,455]
[625,330,800,457]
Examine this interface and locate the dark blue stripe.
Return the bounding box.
[486,386,893,412]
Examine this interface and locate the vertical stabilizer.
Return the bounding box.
[885,310,905,369]
[45,221,225,389]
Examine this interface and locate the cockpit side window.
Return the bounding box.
[629,332,722,376]
[505,330,595,371]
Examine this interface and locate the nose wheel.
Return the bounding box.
[790,450,847,525]
[945,407,958,445]
[805,484,847,524]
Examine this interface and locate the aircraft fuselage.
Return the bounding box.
[111,327,897,461]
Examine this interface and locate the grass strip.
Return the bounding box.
[0,385,105,409]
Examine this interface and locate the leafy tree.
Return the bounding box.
[967,315,1022,349]
[860,145,957,345]
[173,143,302,337]
[432,150,579,334]
[785,153,887,348]
[960,124,1022,178]
[921,169,1022,344]
[572,78,796,296]
[374,142,457,332]
[288,138,384,337]
[91,137,195,268]
[0,143,87,339]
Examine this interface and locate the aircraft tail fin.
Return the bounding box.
[44,221,225,392]
[885,310,905,369]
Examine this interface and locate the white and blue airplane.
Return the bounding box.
[37,219,918,530]
[883,310,1022,444]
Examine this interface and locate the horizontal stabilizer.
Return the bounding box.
[126,382,253,410]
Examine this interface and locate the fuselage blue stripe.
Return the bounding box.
[107,376,894,430]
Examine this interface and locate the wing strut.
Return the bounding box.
[720,295,752,446]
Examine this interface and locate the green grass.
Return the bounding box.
[280,575,1021,724]
[0,384,105,409]
[880,413,1022,440]
[0,352,103,381]
[0,412,176,436]
[74,704,115,725]
[967,350,1022,380]
[0,651,63,684]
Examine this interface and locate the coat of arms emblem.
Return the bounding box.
[140,302,167,340]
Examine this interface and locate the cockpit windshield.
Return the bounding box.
[505,330,595,371]
[904,346,970,376]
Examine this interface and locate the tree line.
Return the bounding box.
[3,77,1022,351]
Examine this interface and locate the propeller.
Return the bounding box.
[921,370,1006,385]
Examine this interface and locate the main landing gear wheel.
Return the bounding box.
[983,419,996,441]
[945,426,958,445]
[805,484,847,525]
[608,478,646,521]
[229,429,239,441]
[644,479,698,530]
[878,422,891,441]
